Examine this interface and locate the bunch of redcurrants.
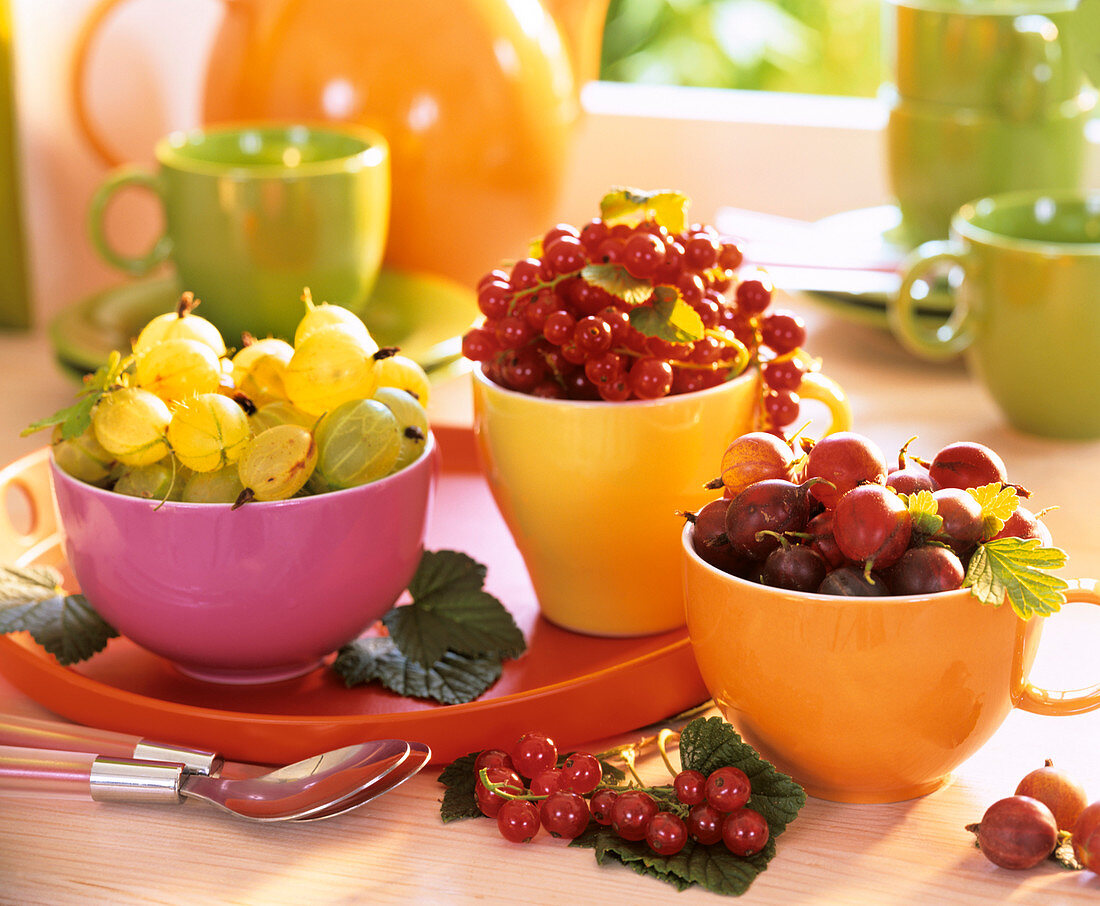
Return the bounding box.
[461,201,811,429]
[474,731,770,858]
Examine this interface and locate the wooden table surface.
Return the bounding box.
[0,294,1098,905]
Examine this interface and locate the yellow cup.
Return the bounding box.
[473,366,851,636]
[682,526,1100,803]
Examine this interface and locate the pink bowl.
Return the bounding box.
[49,433,437,684]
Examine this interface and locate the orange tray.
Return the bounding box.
[0,426,708,764]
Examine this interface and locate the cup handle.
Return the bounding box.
[87,166,172,276]
[797,371,852,437]
[71,0,142,167]
[1017,579,1100,716]
[889,240,976,361]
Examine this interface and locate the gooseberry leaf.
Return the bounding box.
[628,289,706,343]
[580,263,654,307]
[967,483,1019,540]
[902,489,943,536]
[384,550,525,669]
[333,636,503,705]
[0,566,119,665]
[599,187,690,235]
[963,537,1068,619]
[22,351,129,440]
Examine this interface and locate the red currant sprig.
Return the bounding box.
[472,726,772,860]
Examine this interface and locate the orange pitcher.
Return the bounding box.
[72,0,610,287]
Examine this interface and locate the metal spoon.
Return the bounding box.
[297,741,432,821]
[0,738,412,822]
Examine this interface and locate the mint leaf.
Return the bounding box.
[580,263,654,307]
[598,188,690,234]
[384,550,525,669]
[963,537,1069,619]
[628,291,706,343]
[333,636,503,704]
[903,489,943,536]
[436,753,484,823]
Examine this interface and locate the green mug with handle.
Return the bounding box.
[889,190,1100,440]
[88,122,390,344]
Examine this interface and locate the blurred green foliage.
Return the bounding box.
[599,0,882,97]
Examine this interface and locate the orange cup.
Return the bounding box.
[473,366,850,636]
[682,523,1100,803]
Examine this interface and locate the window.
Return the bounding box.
[599,0,881,98]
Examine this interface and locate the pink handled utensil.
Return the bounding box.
[0,713,222,775]
[0,738,413,821]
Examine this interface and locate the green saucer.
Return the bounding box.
[50,268,479,379]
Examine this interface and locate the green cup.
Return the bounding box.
[88,123,390,343]
[884,87,1096,247]
[882,0,1097,245]
[889,191,1100,440]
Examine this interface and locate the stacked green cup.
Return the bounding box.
[883,0,1097,246]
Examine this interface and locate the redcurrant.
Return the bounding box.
[541,791,590,839]
[722,807,770,857]
[646,811,689,856]
[559,752,603,795]
[673,769,707,806]
[705,766,751,813]
[510,732,558,780]
[610,790,657,842]
[497,798,541,843]
[687,803,724,845]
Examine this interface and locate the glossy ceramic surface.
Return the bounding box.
[472,366,851,637]
[47,434,436,684]
[0,428,709,765]
[891,190,1100,438]
[682,523,1100,803]
[87,123,390,343]
[884,87,1095,246]
[882,0,1098,244]
[73,0,610,288]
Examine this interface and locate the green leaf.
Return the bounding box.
[599,188,690,234]
[384,550,525,669]
[0,594,118,665]
[678,716,806,836]
[572,828,772,895]
[0,565,63,603]
[903,489,943,536]
[436,753,484,823]
[332,636,503,705]
[406,549,487,599]
[628,291,706,343]
[580,263,654,307]
[967,483,1019,540]
[963,537,1069,619]
[22,351,129,439]
[571,717,806,896]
